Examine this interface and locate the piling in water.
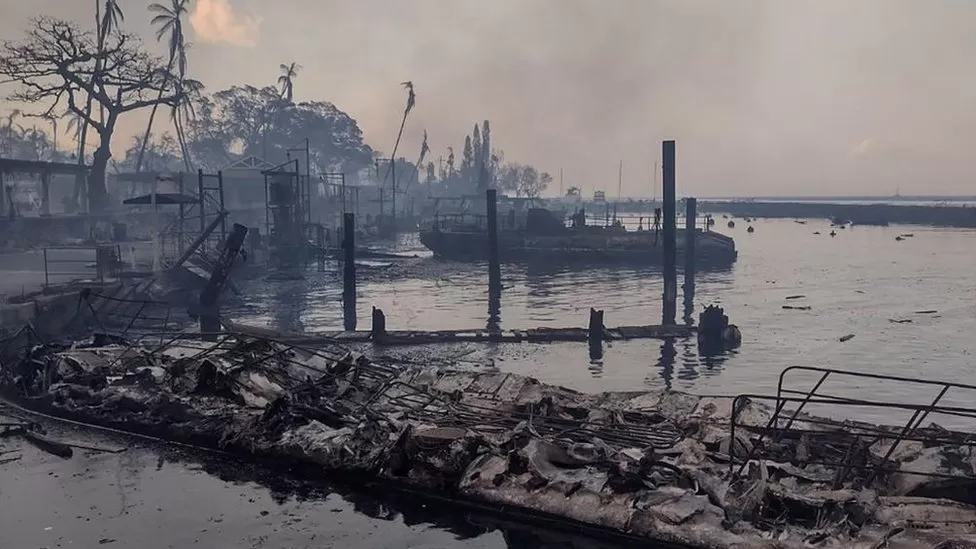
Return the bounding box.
[371,306,386,340]
[486,188,501,301]
[343,213,356,331]
[588,308,604,360]
[662,140,677,325]
[683,197,697,324]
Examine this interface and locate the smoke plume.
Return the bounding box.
[190,0,261,47]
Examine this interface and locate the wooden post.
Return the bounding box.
[371,306,386,340]
[486,189,501,294]
[683,197,697,325]
[662,140,677,325]
[343,212,357,331]
[588,308,604,343]
[588,308,604,361]
[486,189,502,331]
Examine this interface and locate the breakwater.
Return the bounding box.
[698,201,976,227]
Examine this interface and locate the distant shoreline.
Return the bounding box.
[697,200,976,228]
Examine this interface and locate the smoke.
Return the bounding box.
[189,0,262,47]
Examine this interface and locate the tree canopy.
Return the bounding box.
[185,85,374,173]
[0,17,181,209]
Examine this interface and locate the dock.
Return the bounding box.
[223,320,693,346]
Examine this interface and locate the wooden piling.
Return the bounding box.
[683,197,697,325]
[371,306,386,340]
[343,213,357,331]
[588,308,604,343]
[588,308,605,361]
[486,189,501,294]
[662,140,677,325]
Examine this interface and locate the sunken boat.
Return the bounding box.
[3,331,975,549]
[420,207,737,267]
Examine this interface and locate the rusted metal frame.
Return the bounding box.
[864,384,951,486]
[779,371,831,431]
[120,301,147,339]
[730,391,976,478]
[777,366,976,399]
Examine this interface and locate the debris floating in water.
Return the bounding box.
[839,333,855,342]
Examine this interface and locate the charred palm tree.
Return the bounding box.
[277,62,302,102]
[135,0,189,173]
[171,78,204,171]
[384,81,415,230]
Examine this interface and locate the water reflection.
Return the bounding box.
[269,276,308,333]
[656,338,677,390]
[487,283,501,332]
[175,443,643,549]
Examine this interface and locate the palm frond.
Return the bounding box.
[401,81,416,114]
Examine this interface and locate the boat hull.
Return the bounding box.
[419,228,737,267]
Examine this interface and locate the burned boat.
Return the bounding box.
[420,208,737,266]
[2,333,975,549]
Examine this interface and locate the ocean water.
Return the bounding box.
[231,218,976,425]
[7,217,975,549]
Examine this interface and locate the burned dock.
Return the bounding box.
[1,331,975,549]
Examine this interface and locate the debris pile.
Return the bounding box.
[1,334,975,549]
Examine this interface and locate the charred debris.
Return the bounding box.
[1,329,974,549]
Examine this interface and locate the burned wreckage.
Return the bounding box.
[2,332,975,549]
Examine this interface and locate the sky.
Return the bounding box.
[2,0,976,197]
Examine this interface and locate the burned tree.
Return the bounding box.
[0,17,182,211]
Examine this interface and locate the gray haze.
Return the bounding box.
[2,0,975,196]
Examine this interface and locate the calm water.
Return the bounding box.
[8,217,976,549]
[232,218,976,417]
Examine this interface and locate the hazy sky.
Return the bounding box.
[2,0,976,197]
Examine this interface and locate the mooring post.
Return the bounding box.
[342,212,357,331]
[588,308,604,361]
[683,197,697,325]
[588,308,604,343]
[371,306,386,340]
[486,188,501,298]
[316,223,326,272]
[662,140,677,325]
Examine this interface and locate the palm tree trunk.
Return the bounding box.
[387,112,408,225]
[174,109,192,172]
[134,87,167,173]
[135,41,178,173]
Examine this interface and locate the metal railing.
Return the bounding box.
[42,245,122,288]
[729,366,976,485]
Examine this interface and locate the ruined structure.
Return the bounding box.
[1,332,974,549]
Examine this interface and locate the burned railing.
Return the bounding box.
[729,366,976,487]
